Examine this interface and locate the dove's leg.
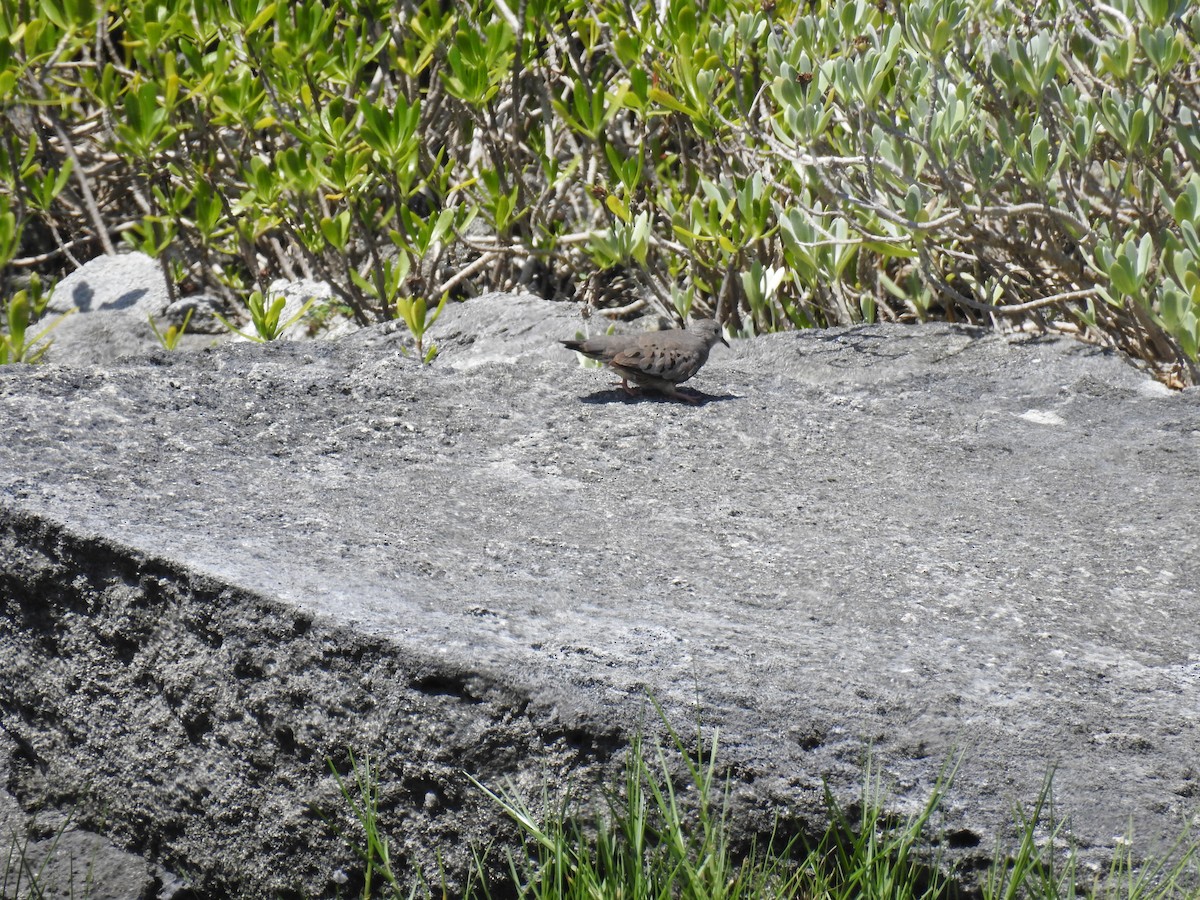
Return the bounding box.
[606,367,641,396]
[628,374,696,403]
[661,384,700,405]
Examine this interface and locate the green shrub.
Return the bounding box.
[2,0,1198,383]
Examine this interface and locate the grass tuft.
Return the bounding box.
[328,702,1198,899]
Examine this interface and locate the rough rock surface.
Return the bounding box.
[37,252,354,367]
[40,252,226,366]
[1,291,1198,897]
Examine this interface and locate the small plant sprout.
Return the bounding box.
[395,292,448,364]
[0,289,72,365]
[217,290,317,343]
[327,752,404,898]
[148,306,194,350]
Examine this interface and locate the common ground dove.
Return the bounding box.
[561,319,728,403]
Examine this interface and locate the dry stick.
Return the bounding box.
[920,248,1123,325]
[527,141,577,248]
[1127,295,1200,384]
[490,0,521,32]
[432,251,499,297]
[508,0,529,152]
[630,264,677,324]
[715,262,734,328]
[348,197,391,321]
[916,245,998,320]
[27,39,115,257]
[1091,301,1150,372]
[268,237,298,282]
[157,239,179,305]
[972,202,1091,240]
[10,221,135,266]
[594,298,648,319]
[13,221,85,269]
[987,286,1099,314]
[278,216,364,320]
[205,129,274,308]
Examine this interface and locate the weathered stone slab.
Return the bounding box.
[1,292,1197,896]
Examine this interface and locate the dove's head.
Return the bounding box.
[691,318,729,349]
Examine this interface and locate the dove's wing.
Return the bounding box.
[610,333,708,384]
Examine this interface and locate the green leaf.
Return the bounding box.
[864,240,918,260]
[7,292,29,348]
[648,87,695,116]
[246,1,277,35]
[319,211,352,251]
[1136,233,1154,280]
[349,268,377,298]
[605,193,630,223]
[1135,0,1172,26]
[903,184,922,222]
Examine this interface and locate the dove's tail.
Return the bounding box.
[562,339,605,361]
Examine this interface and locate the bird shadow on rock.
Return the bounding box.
[578,388,738,406]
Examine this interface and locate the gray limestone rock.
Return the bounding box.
[43,252,170,318]
[1,292,1198,897]
[38,252,226,365]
